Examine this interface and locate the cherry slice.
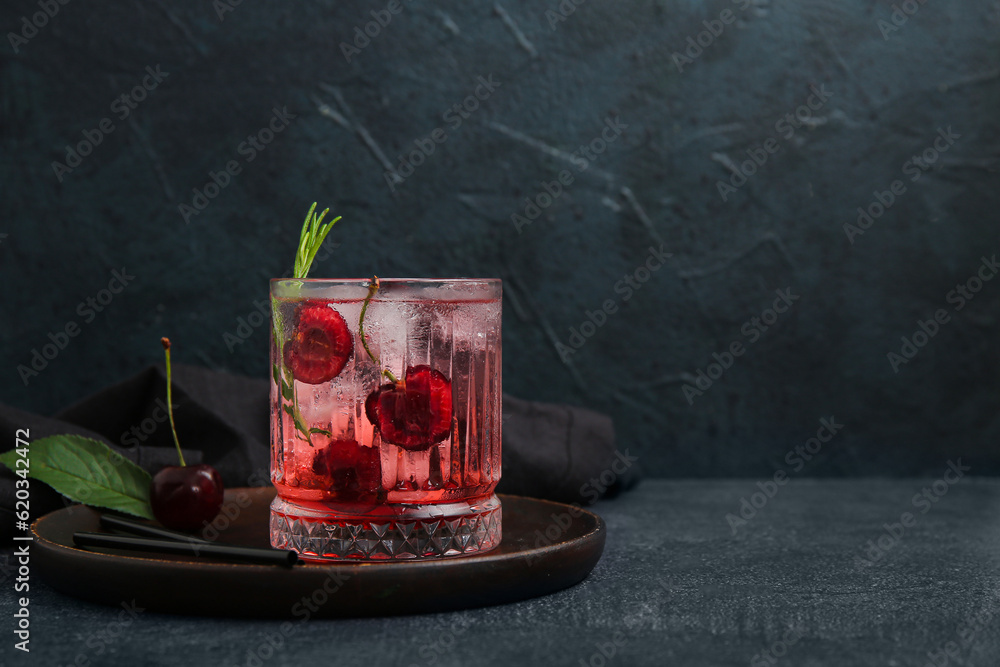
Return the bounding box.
[283,304,352,384]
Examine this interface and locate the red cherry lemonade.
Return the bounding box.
[269,278,502,560]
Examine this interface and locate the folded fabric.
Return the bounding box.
[0,364,637,537]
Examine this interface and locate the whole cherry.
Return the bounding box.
[150,463,224,531]
[149,338,225,531]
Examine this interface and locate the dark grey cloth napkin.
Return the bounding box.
[0,364,636,536]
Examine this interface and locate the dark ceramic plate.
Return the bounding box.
[31,488,605,618]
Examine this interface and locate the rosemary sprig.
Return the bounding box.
[293,202,342,280]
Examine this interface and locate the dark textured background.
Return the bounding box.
[1,0,998,479]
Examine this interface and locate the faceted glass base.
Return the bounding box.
[270,494,502,561]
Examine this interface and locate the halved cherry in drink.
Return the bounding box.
[365,365,452,451]
[311,439,382,501]
[283,304,353,384]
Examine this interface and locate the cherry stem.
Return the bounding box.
[359,276,399,384]
[161,337,186,467]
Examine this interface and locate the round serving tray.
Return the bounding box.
[31,488,605,618]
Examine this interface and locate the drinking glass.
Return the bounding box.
[269,278,502,560]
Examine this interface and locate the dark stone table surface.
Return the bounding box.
[3,477,999,666]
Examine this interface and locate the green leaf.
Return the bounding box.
[283,404,306,432]
[272,365,294,400]
[309,427,332,437]
[0,435,153,519]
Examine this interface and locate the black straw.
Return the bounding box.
[99,514,211,544]
[73,532,298,566]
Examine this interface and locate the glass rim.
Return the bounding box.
[270,277,502,286]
